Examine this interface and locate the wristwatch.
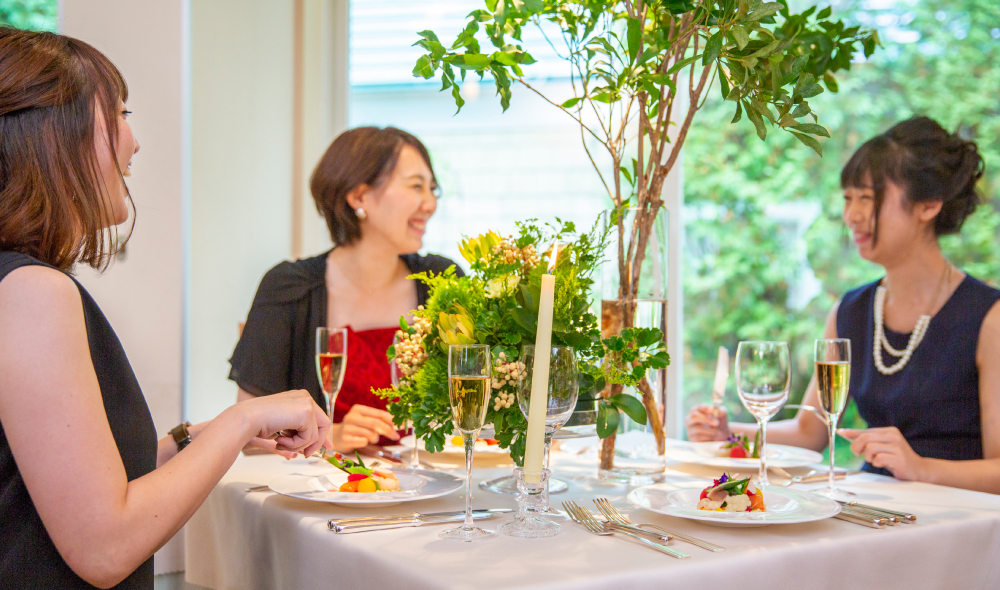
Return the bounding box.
[170,421,193,452]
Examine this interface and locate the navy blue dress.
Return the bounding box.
[837,275,1000,475]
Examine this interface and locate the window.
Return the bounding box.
[0,0,57,31]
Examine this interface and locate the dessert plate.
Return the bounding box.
[628,485,840,527]
[268,468,463,508]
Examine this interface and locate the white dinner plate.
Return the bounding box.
[664,440,823,469]
[628,485,841,527]
[268,468,463,508]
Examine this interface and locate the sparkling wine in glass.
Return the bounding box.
[316,327,348,421]
[441,344,496,541]
[735,341,790,488]
[814,338,855,500]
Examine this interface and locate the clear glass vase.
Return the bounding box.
[597,208,669,484]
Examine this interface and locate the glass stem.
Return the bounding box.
[463,432,475,529]
[543,430,553,471]
[410,420,420,469]
[759,419,768,487]
[828,415,839,490]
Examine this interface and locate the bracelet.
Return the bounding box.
[170,421,193,452]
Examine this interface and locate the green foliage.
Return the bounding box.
[683,0,999,466]
[412,0,876,153]
[0,0,56,31]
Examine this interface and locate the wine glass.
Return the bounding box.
[735,341,790,488]
[441,344,496,541]
[813,338,855,500]
[315,327,348,422]
[516,345,579,475]
[390,333,425,471]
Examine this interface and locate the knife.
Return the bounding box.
[838,501,915,523]
[329,510,510,533]
[330,508,510,525]
[711,347,729,413]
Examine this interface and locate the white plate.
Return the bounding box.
[664,440,823,469]
[268,468,463,508]
[628,485,841,527]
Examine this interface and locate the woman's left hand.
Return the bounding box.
[839,426,928,481]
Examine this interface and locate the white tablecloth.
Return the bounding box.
[186,447,1000,590]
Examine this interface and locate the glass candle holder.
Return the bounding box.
[498,468,561,538]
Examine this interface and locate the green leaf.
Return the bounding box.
[560,97,581,108]
[620,166,633,185]
[511,307,538,333]
[610,393,647,424]
[790,130,823,156]
[823,71,839,93]
[731,26,750,51]
[591,92,613,103]
[746,2,782,22]
[412,55,435,79]
[797,83,824,98]
[718,66,731,99]
[731,100,743,123]
[817,6,832,19]
[626,16,642,64]
[745,104,768,140]
[596,401,621,438]
[703,31,724,66]
[791,123,830,137]
[399,317,410,331]
[667,54,701,75]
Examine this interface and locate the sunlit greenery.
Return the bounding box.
[683,0,999,466]
[0,0,57,31]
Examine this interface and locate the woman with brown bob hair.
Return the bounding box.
[0,28,330,589]
[687,116,1000,494]
[230,126,464,451]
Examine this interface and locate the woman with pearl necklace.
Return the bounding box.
[687,116,1000,494]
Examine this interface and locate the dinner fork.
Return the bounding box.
[562,502,689,559]
[593,498,725,553]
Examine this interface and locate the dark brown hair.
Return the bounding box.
[0,27,131,271]
[310,126,436,246]
[841,116,984,243]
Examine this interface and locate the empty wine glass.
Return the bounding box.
[814,338,855,500]
[441,344,496,542]
[735,341,790,488]
[315,327,348,421]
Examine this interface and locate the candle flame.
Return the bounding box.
[547,243,560,274]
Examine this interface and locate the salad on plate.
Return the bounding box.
[697,473,766,513]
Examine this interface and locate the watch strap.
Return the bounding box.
[170,421,192,452]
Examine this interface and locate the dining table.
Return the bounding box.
[184,441,1000,590]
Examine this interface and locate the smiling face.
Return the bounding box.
[94,100,140,227]
[842,178,942,267]
[350,144,437,254]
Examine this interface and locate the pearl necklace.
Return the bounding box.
[872,263,951,376]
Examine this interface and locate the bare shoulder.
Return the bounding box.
[978,299,1000,361]
[0,265,83,339]
[823,299,842,338]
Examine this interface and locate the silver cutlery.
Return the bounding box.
[838,501,915,523]
[563,501,689,559]
[841,504,900,525]
[329,510,508,533]
[245,485,270,493]
[593,497,725,552]
[835,508,888,528]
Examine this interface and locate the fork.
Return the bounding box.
[563,502,689,559]
[594,498,725,553]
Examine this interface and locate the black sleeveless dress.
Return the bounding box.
[837,275,1000,476]
[0,252,157,589]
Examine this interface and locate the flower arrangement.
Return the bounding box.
[376,217,670,466]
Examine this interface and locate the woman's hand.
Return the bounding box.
[840,427,928,481]
[330,404,400,452]
[685,404,731,442]
[237,390,332,457]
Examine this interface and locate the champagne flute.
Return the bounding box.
[315,327,348,422]
[735,341,790,488]
[389,333,424,470]
[813,338,855,500]
[441,344,496,541]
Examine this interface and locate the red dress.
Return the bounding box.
[331,325,404,445]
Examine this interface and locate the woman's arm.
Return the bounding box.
[841,300,1000,494]
[685,302,837,452]
[0,267,330,589]
[237,388,400,453]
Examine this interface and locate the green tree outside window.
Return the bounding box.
[1,0,57,31]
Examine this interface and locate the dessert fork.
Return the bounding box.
[562,502,689,559]
[593,497,725,552]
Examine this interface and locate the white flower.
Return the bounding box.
[485,274,520,298]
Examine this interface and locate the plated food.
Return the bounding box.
[663,438,823,469]
[324,452,400,493]
[714,434,757,459]
[697,473,765,512]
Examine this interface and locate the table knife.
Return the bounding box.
[711,347,729,411]
[839,501,916,523]
[330,508,510,525]
[329,510,508,533]
[835,508,888,528]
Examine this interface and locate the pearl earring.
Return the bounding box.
[355,207,367,220]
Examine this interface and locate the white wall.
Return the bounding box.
[187,0,297,424]
[61,0,190,574]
